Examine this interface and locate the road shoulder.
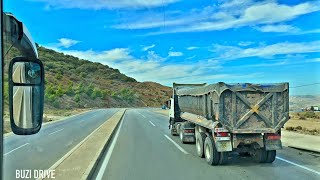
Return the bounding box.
[43,109,126,180]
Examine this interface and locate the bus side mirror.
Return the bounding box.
[8,57,44,135]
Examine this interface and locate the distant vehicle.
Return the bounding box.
[162,105,167,109]
[168,82,290,165]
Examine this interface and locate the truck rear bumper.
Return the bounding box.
[182,135,195,143]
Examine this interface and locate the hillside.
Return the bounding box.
[5,45,172,111]
[290,95,320,111]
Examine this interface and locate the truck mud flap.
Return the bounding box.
[265,139,282,150]
[215,140,232,152]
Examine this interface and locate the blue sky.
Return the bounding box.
[5,0,320,95]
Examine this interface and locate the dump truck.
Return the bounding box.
[168,82,289,165]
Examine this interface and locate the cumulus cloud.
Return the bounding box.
[141,44,155,51]
[186,46,199,50]
[210,41,320,60]
[57,38,80,48]
[256,25,300,33]
[32,0,180,9]
[48,46,229,85]
[114,1,320,34]
[168,51,183,57]
[238,41,254,46]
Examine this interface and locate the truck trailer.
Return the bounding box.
[168,82,289,165]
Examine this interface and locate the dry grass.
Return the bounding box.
[284,112,320,136]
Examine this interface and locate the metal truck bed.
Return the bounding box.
[174,82,289,133]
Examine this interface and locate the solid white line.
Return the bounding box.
[276,156,320,175]
[149,121,156,126]
[4,143,29,156]
[164,135,189,154]
[49,128,64,135]
[96,113,125,179]
[38,110,122,180]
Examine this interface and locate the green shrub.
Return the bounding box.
[86,84,95,96]
[286,127,294,131]
[55,72,63,80]
[74,94,80,103]
[305,111,316,118]
[56,84,65,97]
[299,116,306,120]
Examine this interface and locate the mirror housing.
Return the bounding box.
[9,57,45,135]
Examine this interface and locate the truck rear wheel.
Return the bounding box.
[256,149,267,163]
[180,130,186,144]
[171,128,178,136]
[204,136,220,165]
[265,150,276,163]
[196,132,206,158]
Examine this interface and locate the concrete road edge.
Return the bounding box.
[81,109,126,180]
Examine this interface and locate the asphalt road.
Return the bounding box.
[95,109,320,180]
[3,108,119,180]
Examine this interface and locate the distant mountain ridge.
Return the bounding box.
[290,95,320,111]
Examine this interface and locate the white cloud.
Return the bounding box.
[115,1,320,34]
[145,50,165,62]
[256,25,300,33]
[186,55,196,60]
[168,51,183,57]
[186,46,199,50]
[238,41,254,46]
[210,41,320,60]
[57,38,80,48]
[32,0,180,9]
[141,44,155,51]
[46,46,229,85]
[290,28,320,35]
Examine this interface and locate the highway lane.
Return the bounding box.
[97,109,320,180]
[3,108,119,180]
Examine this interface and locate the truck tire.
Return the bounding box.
[204,136,220,165]
[171,128,178,136]
[265,150,276,163]
[196,132,206,158]
[256,149,267,163]
[180,130,186,144]
[219,152,229,165]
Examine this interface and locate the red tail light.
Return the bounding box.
[266,133,281,140]
[184,129,194,133]
[216,132,229,137]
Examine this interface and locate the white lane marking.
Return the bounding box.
[164,135,189,154]
[4,143,30,156]
[276,157,320,176]
[96,113,125,179]
[49,128,64,135]
[39,109,122,180]
[149,121,156,126]
[136,111,146,118]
